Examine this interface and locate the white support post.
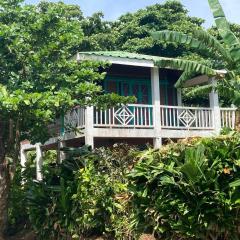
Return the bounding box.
[57,139,66,163]
[154,137,162,148]
[60,141,66,162]
[85,106,94,148]
[231,104,236,129]
[20,146,27,184]
[36,143,43,181]
[151,67,162,149]
[20,148,27,172]
[177,89,183,106]
[209,78,221,134]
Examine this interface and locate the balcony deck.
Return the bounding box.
[43,104,236,146]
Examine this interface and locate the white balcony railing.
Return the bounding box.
[60,105,236,132]
[220,108,237,129]
[160,105,214,130]
[94,104,154,128]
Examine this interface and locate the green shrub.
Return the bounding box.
[7,150,38,235]
[25,144,135,239]
[25,148,87,239]
[129,133,240,239]
[8,166,28,235]
[70,144,136,239]
[10,134,240,240]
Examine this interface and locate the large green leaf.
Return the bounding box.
[181,145,207,184]
[229,179,240,188]
[154,58,216,88]
[151,30,232,63]
[192,29,233,64]
[181,145,206,183]
[208,0,240,62]
[151,30,210,51]
[185,84,213,97]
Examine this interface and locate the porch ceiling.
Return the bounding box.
[183,75,209,87]
[76,51,226,87]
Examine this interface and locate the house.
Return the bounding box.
[20,51,237,180]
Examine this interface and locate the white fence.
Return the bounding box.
[160,105,214,130]
[220,108,236,129]
[61,105,236,132]
[94,104,154,128]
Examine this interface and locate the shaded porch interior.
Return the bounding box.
[103,64,180,106]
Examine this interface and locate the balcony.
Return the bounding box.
[45,104,236,147]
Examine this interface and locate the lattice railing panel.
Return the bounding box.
[94,104,154,128]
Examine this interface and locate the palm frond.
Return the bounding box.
[208,0,240,62]
[192,29,233,63]
[185,85,213,98]
[225,71,236,80]
[151,30,232,63]
[152,30,209,50]
[154,58,216,88]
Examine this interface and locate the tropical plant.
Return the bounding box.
[78,0,207,58]
[7,166,28,236]
[73,144,137,239]
[25,146,90,239]
[129,133,240,239]
[151,0,240,104]
[9,134,240,239]
[25,144,135,239]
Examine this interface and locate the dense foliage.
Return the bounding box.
[0,0,133,235]
[130,134,240,240]
[151,0,240,106]
[79,1,204,57]
[110,1,203,57]
[0,0,133,156]
[8,133,240,239]
[11,144,136,239]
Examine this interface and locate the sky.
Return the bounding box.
[25,0,240,28]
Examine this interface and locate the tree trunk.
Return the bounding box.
[0,164,10,239]
[0,119,9,239]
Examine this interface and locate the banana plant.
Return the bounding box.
[151,0,240,103]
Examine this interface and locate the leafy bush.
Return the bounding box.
[129,133,240,239]
[25,144,135,239]
[9,133,240,239]
[7,150,39,235]
[25,147,88,239]
[8,167,28,235]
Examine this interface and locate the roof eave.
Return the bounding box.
[77,52,155,68]
[76,52,228,88]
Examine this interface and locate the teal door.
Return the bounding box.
[104,77,152,104]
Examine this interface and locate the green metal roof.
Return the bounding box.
[78,51,220,87]
[79,51,160,62]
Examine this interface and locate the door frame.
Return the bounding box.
[104,76,152,104]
